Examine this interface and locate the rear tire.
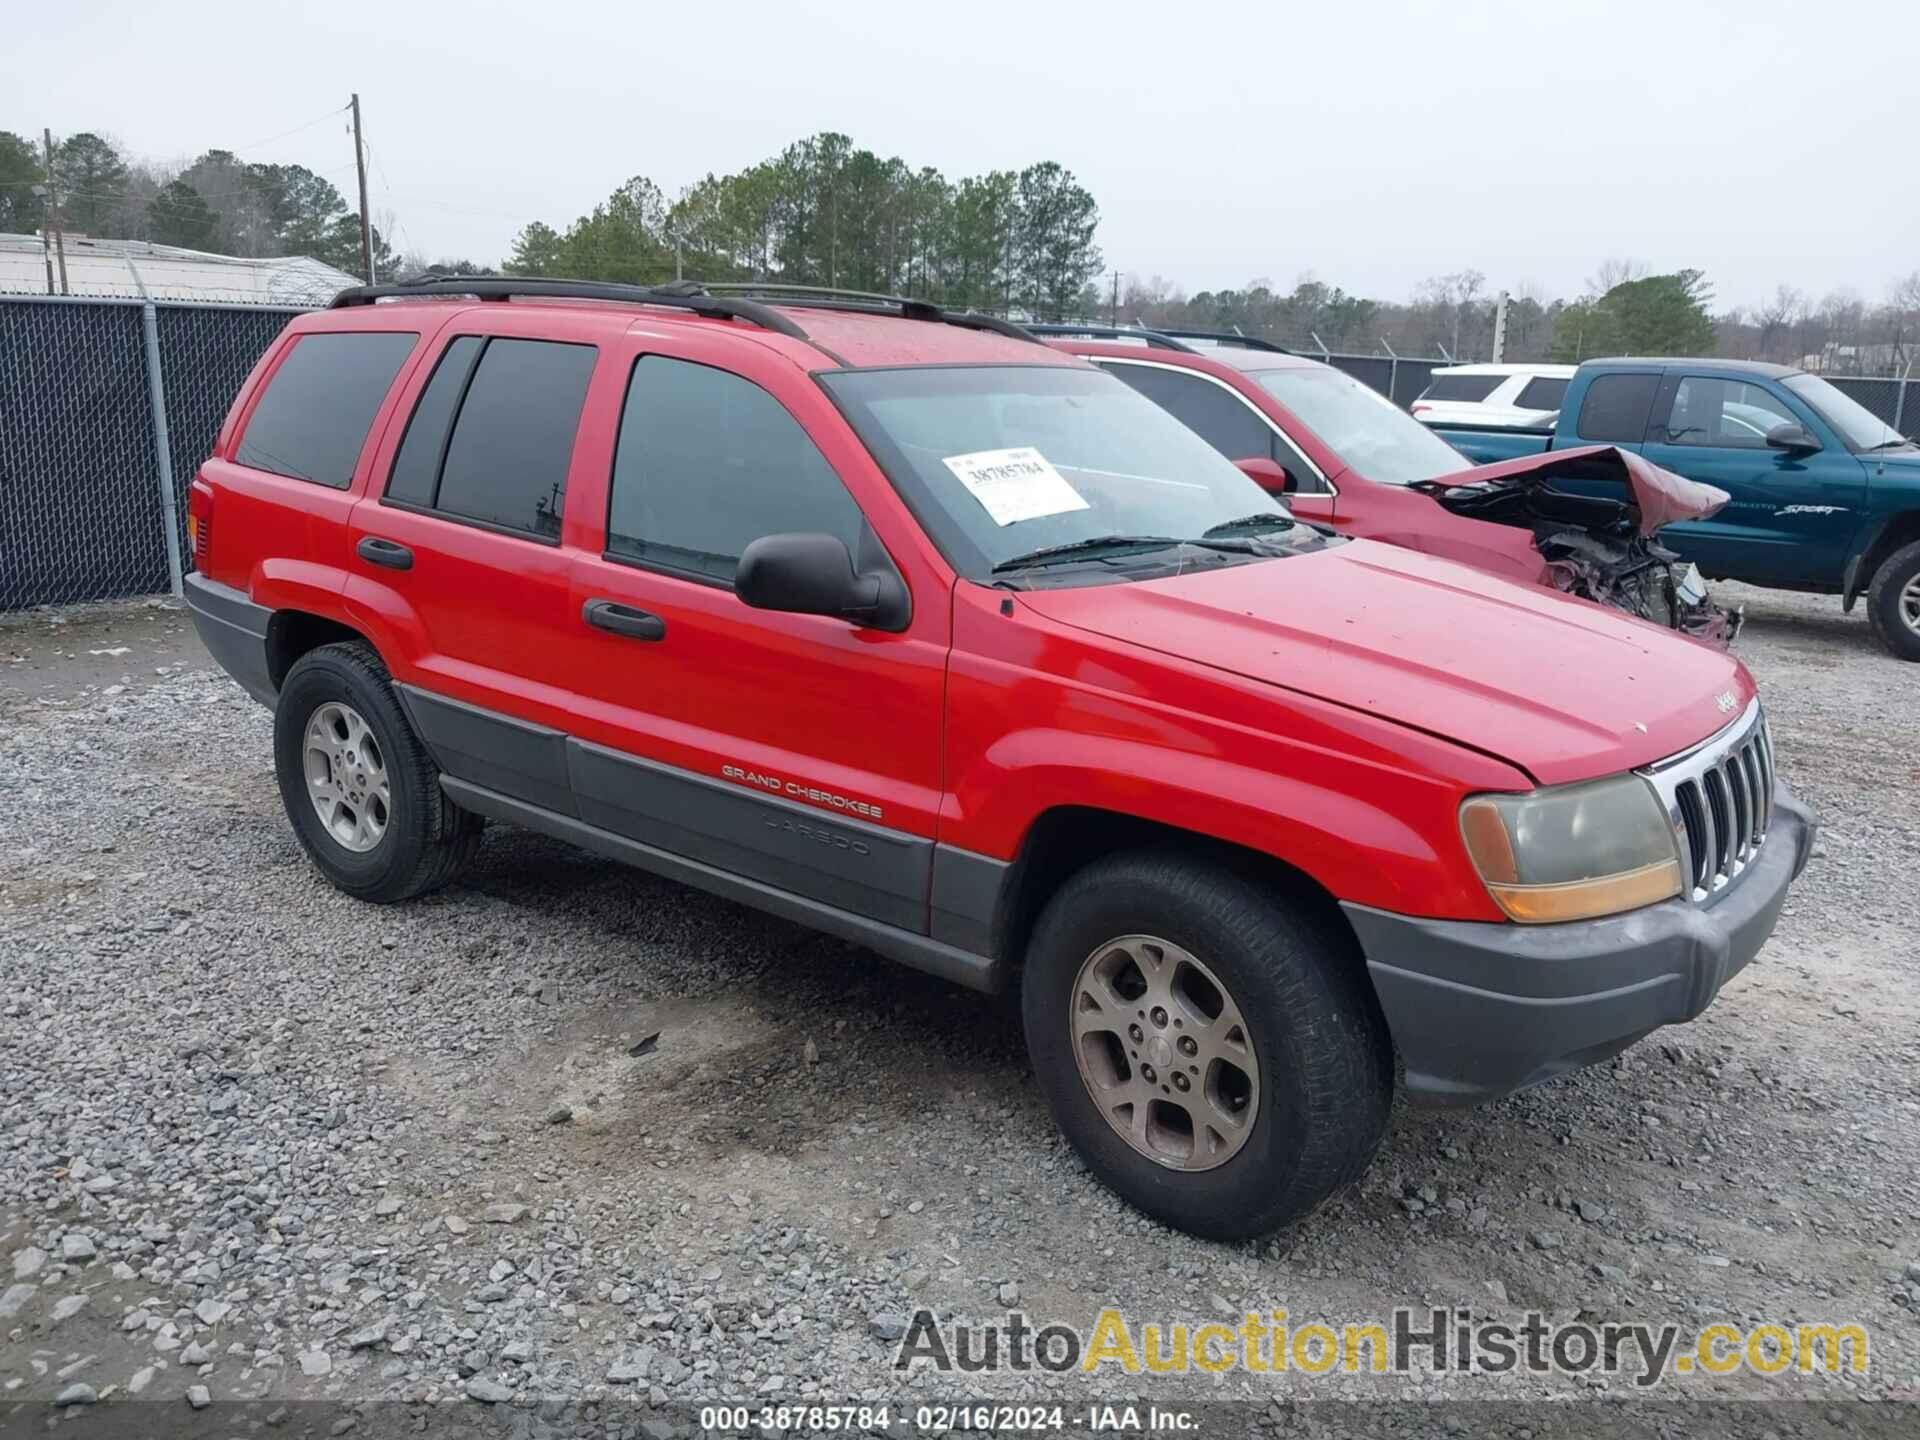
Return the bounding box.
[1865,540,1920,661]
[1021,850,1392,1240]
[273,642,482,902]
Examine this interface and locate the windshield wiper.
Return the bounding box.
[1866,437,1915,452]
[1201,511,1296,538]
[990,535,1189,574]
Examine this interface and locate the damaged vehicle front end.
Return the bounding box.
[1411,447,1742,647]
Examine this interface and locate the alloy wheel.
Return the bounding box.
[1069,934,1261,1171]
[1902,573,1920,636]
[302,701,391,853]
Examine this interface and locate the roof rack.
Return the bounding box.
[328,276,812,340]
[330,276,1044,353]
[1148,326,1292,354]
[1022,322,1200,353]
[698,282,1041,344]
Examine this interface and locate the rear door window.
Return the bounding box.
[1419,374,1503,402]
[1575,373,1661,443]
[236,331,417,487]
[386,336,596,539]
[385,336,483,507]
[1515,376,1569,411]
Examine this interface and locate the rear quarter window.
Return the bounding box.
[1420,374,1503,402]
[1515,376,1569,411]
[236,332,417,488]
[1575,373,1661,444]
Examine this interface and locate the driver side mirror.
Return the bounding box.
[736,533,910,632]
[1765,422,1820,454]
[1233,456,1297,493]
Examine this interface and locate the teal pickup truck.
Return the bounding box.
[1433,358,1920,659]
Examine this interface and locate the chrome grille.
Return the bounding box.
[1642,700,1774,903]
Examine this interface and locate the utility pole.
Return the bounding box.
[42,128,68,296]
[1110,271,1120,327]
[350,93,374,284]
[1491,290,1511,363]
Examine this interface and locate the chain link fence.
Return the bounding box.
[4,293,1918,614]
[0,296,306,611]
[1825,375,1919,438]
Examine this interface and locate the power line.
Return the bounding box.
[228,104,353,158]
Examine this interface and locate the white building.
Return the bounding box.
[0,231,360,305]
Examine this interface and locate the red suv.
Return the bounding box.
[185,279,1813,1239]
[1038,327,1738,644]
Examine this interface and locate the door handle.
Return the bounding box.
[356,536,413,571]
[583,599,666,642]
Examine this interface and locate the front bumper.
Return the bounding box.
[1343,786,1816,1105]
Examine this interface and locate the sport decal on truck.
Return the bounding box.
[1774,504,1847,517]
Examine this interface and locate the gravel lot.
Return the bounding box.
[2,584,1917,1432]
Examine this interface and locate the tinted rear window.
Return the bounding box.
[433,339,596,538]
[1420,374,1503,402]
[385,336,484,507]
[1515,376,1569,411]
[1575,373,1661,443]
[236,332,416,487]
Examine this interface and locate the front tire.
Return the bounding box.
[1021,851,1392,1240]
[273,642,482,902]
[1866,539,1920,661]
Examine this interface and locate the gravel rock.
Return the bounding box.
[465,1376,514,1404]
[194,1298,231,1325]
[482,1202,529,1224]
[49,1294,88,1323]
[0,1284,34,1319]
[58,1233,96,1262]
[11,1247,47,1279]
[53,1383,98,1407]
[298,1350,333,1378]
[187,1384,212,1409]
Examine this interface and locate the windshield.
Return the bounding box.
[1250,368,1477,484]
[1782,374,1909,451]
[822,365,1320,583]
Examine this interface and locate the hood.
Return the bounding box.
[1021,538,1755,786]
[1438,445,1730,535]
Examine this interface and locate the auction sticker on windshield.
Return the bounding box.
[943,447,1090,526]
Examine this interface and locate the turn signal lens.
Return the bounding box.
[1460,775,1683,924]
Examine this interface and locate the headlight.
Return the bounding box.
[1459,775,1682,923]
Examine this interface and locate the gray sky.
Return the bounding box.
[11,0,1915,310]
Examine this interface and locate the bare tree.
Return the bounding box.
[1415,269,1488,357]
[1754,285,1804,363]
[1586,257,1648,296]
[1816,290,1868,372]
